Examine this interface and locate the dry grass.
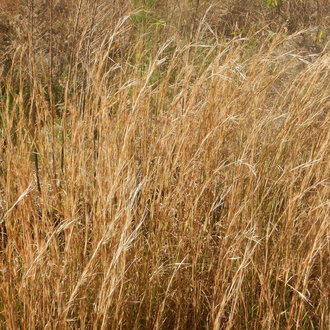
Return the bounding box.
[0,1,329,329]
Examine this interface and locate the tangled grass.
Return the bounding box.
[0,1,329,329]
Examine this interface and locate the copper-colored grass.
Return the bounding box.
[0,1,329,329]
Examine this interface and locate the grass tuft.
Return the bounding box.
[0,0,329,329]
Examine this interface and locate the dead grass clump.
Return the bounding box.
[0,2,329,329]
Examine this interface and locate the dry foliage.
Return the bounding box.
[0,1,329,329]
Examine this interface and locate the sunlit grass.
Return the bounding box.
[0,1,329,329]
